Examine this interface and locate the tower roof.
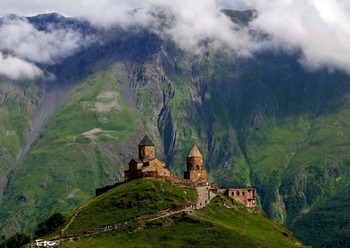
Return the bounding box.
[187,144,202,158]
[138,135,155,146]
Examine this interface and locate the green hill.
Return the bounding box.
[42,178,306,248]
[61,178,196,235]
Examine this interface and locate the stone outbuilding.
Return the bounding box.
[221,188,257,207]
[184,144,207,186]
[124,135,170,181]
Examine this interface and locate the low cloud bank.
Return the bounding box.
[0,16,94,80]
[0,53,42,80]
[248,0,350,73]
[0,0,350,79]
[0,17,86,64]
[112,0,350,74]
[124,1,260,56]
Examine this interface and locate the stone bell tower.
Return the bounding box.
[184,144,207,185]
[138,135,155,161]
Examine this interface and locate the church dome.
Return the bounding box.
[138,135,155,146]
[187,144,202,158]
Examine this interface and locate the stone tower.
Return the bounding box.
[184,144,207,185]
[138,135,155,161]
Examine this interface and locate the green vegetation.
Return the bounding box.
[57,192,305,248]
[64,178,195,234]
[0,81,39,178]
[0,232,29,248]
[35,212,65,237]
[0,66,142,237]
[290,187,350,248]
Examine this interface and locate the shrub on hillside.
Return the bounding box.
[0,233,29,248]
[35,212,65,237]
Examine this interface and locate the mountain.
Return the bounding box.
[22,178,306,248]
[0,11,350,247]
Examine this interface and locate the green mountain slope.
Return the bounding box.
[1,11,350,247]
[0,79,40,198]
[290,187,350,247]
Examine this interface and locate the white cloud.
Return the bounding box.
[0,15,96,79]
[0,53,43,80]
[125,0,259,56]
[248,0,350,73]
[0,0,259,81]
[0,17,87,64]
[1,0,350,74]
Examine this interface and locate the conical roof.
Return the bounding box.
[138,135,155,146]
[187,144,202,158]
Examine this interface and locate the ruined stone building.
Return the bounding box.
[124,135,170,181]
[184,144,207,186]
[220,188,257,207]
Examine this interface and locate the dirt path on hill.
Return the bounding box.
[61,210,81,235]
[195,186,216,209]
[31,187,217,247]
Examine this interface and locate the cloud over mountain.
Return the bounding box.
[0,0,350,78]
[0,53,43,80]
[248,0,350,73]
[0,15,94,80]
[0,17,88,64]
[124,1,260,56]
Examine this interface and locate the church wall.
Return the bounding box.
[142,159,170,177]
[187,157,203,169]
[184,170,207,186]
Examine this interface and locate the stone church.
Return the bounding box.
[124,135,170,181]
[100,136,257,208]
[124,136,208,186]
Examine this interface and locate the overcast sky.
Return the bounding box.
[0,0,350,80]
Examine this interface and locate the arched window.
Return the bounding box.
[190,165,194,170]
[196,165,200,170]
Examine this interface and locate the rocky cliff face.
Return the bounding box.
[1,12,350,247]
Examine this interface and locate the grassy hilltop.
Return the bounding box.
[37,178,306,248]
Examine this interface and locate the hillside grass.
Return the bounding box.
[59,195,306,248]
[0,81,38,178]
[63,178,196,235]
